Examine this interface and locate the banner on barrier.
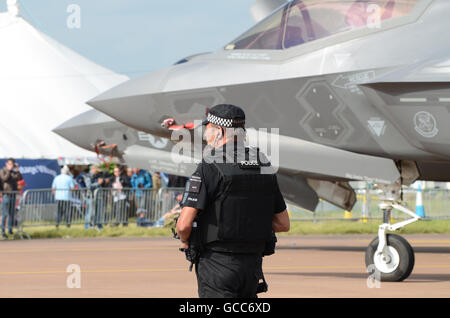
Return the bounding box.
[0,159,61,190]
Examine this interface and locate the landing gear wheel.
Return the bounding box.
[365,234,414,282]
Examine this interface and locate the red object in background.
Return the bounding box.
[162,118,195,130]
[168,125,185,131]
[17,179,27,194]
[161,118,175,128]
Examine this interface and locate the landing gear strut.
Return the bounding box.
[365,184,421,282]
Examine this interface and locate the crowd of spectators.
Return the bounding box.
[51,164,187,230]
[0,161,187,237]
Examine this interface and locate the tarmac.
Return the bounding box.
[0,234,449,298]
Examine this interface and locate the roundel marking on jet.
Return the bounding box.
[148,135,170,149]
[137,132,170,149]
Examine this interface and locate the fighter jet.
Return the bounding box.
[83,0,450,282]
[57,108,394,211]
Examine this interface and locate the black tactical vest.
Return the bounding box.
[199,150,277,254]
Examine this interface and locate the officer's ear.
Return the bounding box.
[215,126,223,140]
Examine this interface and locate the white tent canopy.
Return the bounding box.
[0,1,128,162]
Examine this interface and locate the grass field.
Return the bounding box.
[10,219,450,240]
[22,224,172,239]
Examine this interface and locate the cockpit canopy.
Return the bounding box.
[226,0,419,50]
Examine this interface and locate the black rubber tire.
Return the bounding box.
[365,234,415,282]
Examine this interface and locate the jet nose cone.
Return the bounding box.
[87,68,173,137]
[53,109,115,151]
[53,118,91,151]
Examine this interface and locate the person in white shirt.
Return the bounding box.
[52,166,75,228]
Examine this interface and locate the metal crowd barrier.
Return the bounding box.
[0,190,30,239]
[18,188,92,228]
[92,188,155,227]
[6,187,186,233]
[156,187,185,221]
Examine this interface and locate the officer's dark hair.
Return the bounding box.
[7,158,16,164]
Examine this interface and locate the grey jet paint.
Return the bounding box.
[86,0,450,190]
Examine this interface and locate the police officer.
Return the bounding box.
[176,104,290,298]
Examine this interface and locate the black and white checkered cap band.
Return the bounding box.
[206,113,245,128]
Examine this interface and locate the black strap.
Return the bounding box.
[256,268,268,294]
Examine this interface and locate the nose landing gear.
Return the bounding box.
[365,184,421,282]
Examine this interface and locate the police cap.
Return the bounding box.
[202,104,246,128]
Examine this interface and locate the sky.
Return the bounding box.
[0,0,257,78]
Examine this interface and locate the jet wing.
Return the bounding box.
[248,129,400,184]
